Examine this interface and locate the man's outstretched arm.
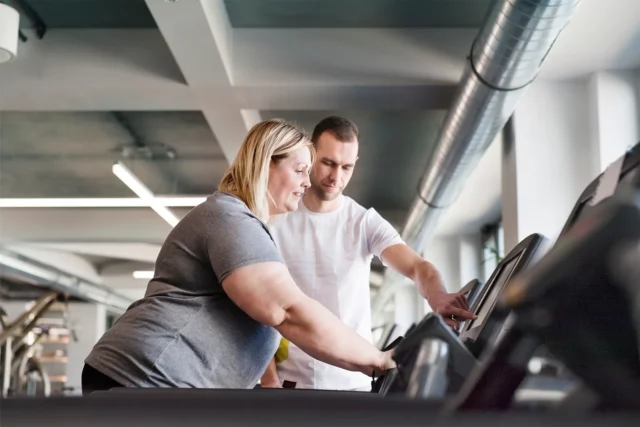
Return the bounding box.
[380,244,477,328]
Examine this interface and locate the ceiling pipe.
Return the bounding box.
[373,0,582,313]
[0,247,133,312]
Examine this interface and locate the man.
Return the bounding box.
[261,116,475,391]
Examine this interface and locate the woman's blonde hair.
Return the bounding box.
[219,118,314,222]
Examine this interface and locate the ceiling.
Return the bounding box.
[0,111,225,198]
[13,0,493,30]
[224,0,494,28]
[1,0,640,308]
[0,109,445,214]
[15,0,157,28]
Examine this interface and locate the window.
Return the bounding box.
[105,312,119,331]
[481,221,505,282]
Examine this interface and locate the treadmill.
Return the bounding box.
[448,142,640,412]
[558,141,640,238]
[378,233,548,397]
[458,278,484,308]
[398,142,640,408]
[458,233,548,358]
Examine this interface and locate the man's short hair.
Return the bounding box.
[311,116,359,144]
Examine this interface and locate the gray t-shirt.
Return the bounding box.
[85,192,283,388]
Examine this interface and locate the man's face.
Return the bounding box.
[309,131,359,201]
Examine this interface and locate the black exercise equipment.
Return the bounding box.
[458,233,548,358]
[384,314,476,397]
[377,233,548,399]
[458,278,484,308]
[449,177,640,412]
[559,141,640,238]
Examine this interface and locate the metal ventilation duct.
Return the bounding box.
[374,0,582,312]
[0,247,133,312]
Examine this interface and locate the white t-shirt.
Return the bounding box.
[269,195,405,391]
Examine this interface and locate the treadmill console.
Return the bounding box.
[382,314,477,396]
[458,278,484,308]
[458,233,548,358]
[374,235,547,396]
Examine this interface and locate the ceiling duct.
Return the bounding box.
[373,0,582,313]
[0,246,133,312]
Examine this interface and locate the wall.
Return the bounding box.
[423,237,460,293]
[459,233,482,286]
[62,302,107,395]
[502,71,640,253]
[503,79,595,250]
[0,299,30,323]
[393,285,421,336]
[420,234,482,314]
[0,298,106,395]
[589,71,640,172]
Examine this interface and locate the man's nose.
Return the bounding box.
[329,167,342,182]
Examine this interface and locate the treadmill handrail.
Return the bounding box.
[558,140,640,238]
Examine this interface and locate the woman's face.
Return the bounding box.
[268,146,312,215]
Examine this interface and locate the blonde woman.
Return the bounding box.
[82,119,395,393]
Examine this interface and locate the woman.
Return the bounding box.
[82,119,394,393]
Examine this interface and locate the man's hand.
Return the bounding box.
[429,291,476,329]
[379,244,478,330]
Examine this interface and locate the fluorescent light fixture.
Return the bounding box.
[112,162,180,227]
[0,197,206,208]
[158,197,205,206]
[133,270,154,279]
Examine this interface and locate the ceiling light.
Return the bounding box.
[112,162,180,227]
[0,197,206,208]
[0,4,19,63]
[133,270,154,279]
[159,197,205,206]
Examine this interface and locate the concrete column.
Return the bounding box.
[588,71,640,172]
[66,302,107,395]
[458,233,482,287]
[502,80,595,251]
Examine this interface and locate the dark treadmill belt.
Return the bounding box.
[2,393,638,427]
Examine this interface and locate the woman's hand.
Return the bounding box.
[376,349,397,374]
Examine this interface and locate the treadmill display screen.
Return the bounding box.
[466,256,519,330]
